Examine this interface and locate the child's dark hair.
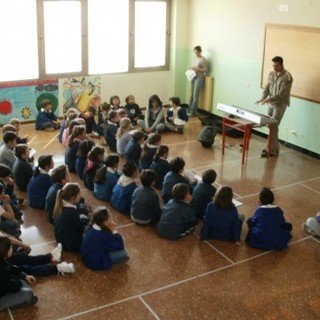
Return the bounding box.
[140,169,156,187]
[202,169,217,184]
[214,186,233,209]
[42,100,52,108]
[259,187,274,205]
[0,237,11,262]
[105,154,120,168]
[86,106,97,115]
[0,164,11,178]
[53,183,81,219]
[169,157,185,173]
[100,102,111,112]
[34,154,53,177]
[68,125,86,147]
[76,140,95,158]
[94,154,120,184]
[194,45,202,52]
[3,131,17,144]
[172,183,189,201]
[148,94,162,108]
[169,97,181,106]
[153,145,169,162]
[131,130,145,142]
[147,133,162,145]
[108,110,118,121]
[51,165,68,184]
[88,146,105,163]
[15,144,29,159]
[110,95,120,105]
[125,95,134,104]
[90,207,112,232]
[122,161,137,178]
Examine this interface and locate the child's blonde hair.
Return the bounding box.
[116,118,132,139]
[9,118,21,126]
[53,183,81,219]
[2,124,17,134]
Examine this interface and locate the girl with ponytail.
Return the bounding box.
[65,125,87,172]
[150,145,170,189]
[53,183,86,252]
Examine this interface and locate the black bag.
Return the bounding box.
[198,126,218,148]
[199,116,244,138]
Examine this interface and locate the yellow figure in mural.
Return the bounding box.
[77,82,96,112]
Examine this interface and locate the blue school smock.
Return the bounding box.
[200,202,242,241]
[80,226,125,270]
[246,205,292,251]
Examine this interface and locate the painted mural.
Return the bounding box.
[0,80,58,124]
[61,76,101,114]
[0,80,59,124]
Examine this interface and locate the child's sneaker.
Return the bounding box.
[51,243,63,262]
[302,223,316,236]
[57,262,75,275]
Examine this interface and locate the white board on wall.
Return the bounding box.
[262,23,320,103]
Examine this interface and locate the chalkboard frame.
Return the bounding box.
[261,23,320,103]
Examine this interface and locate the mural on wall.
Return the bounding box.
[0,80,59,124]
[61,76,101,114]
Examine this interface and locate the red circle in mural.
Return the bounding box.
[0,99,13,115]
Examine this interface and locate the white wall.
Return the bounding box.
[99,71,171,107]
[186,0,320,154]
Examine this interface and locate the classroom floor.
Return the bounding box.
[1,118,320,320]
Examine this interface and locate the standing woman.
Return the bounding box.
[187,46,208,117]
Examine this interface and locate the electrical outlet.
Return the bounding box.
[279,4,289,12]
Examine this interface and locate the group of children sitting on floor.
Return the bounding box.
[0,95,319,311]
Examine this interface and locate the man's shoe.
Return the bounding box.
[260,150,276,158]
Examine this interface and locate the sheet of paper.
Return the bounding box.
[232,199,243,207]
[185,69,196,81]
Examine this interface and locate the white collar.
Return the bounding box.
[62,200,77,209]
[107,167,116,174]
[92,223,101,231]
[39,167,49,175]
[260,204,278,208]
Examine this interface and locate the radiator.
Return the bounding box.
[199,76,213,112]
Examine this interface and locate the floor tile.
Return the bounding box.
[143,239,320,320]
[69,298,156,320]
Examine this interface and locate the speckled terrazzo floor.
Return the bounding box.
[1,118,319,320]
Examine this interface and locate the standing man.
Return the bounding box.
[257,56,293,157]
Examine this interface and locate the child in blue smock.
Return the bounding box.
[200,186,244,244]
[81,207,129,271]
[111,161,138,215]
[246,187,292,250]
[54,183,87,252]
[131,169,161,224]
[150,145,170,190]
[93,155,120,201]
[157,183,197,240]
[27,155,54,209]
[191,169,217,219]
